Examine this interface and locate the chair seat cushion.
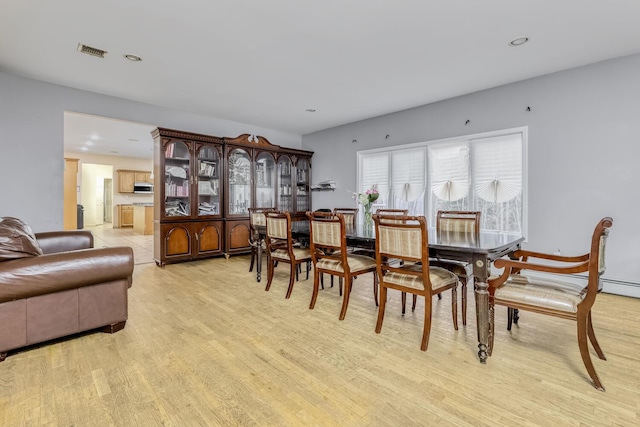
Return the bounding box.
[429,259,469,278]
[271,247,312,262]
[316,254,376,274]
[384,265,458,291]
[494,274,586,313]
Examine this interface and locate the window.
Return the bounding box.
[357,127,527,234]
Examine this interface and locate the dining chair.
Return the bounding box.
[374,214,460,351]
[332,208,358,227]
[426,210,481,325]
[307,211,378,320]
[488,217,612,391]
[264,211,312,299]
[248,207,276,273]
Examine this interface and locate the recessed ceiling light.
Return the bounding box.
[85,141,94,146]
[90,134,99,140]
[124,54,142,62]
[305,108,316,112]
[508,36,529,47]
[81,147,89,151]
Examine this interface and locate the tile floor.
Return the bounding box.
[85,223,154,265]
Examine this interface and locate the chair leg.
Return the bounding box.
[460,277,467,326]
[320,273,324,290]
[375,286,388,333]
[421,294,432,351]
[587,311,606,360]
[339,276,352,320]
[306,261,310,280]
[577,312,605,391]
[507,307,514,331]
[451,287,458,331]
[373,272,379,307]
[285,262,296,299]
[401,291,407,315]
[437,293,442,300]
[412,294,417,312]
[310,268,321,309]
[265,258,275,291]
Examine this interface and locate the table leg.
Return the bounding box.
[473,255,490,363]
[256,238,262,282]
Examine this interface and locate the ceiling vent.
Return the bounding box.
[77,43,107,58]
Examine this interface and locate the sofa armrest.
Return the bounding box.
[0,246,133,303]
[35,231,94,254]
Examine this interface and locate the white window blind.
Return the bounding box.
[361,152,390,207]
[358,127,526,234]
[471,133,523,232]
[428,142,470,222]
[391,147,425,215]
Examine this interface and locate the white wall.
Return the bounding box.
[303,53,640,291]
[0,71,302,232]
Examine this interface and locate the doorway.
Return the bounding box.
[104,178,113,223]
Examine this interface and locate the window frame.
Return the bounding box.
[357,126,528,236]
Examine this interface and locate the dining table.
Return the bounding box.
[253,220,525,364]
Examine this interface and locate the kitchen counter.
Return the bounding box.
[133,205,153,235]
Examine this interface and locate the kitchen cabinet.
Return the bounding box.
[118,205,133,227]
[118,170,152,193]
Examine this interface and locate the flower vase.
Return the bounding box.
[364,205,373,230]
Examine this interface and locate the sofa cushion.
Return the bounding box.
[0,217,43,261]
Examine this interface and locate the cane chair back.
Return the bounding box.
[436,210,481,244]
[375,209,408,224]
[264,211,311,299]
[333,208,358,227]
[307,211,378,320]
[488,217,613,391]
[374,214,460,351]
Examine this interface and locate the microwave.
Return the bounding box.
[133,182,154,194]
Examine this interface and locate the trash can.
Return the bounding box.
[77,204,84,229]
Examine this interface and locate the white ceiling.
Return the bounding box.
[4,1,640,156]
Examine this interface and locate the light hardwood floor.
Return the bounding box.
[1,253,639,426]
[86,223,154,265]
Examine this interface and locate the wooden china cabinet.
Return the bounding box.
[224,134,312,254]
[152,128,224,266]
[152,128,312,266]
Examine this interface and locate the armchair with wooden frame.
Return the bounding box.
[488,217,612,391]
[373,214,460,351]
[264,211,312,299]
[307,211,378,320]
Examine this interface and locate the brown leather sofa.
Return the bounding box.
[0,217,134,361]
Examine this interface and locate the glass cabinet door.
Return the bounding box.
[295,157,310,213]
[228,148,252,215]
[277,156,293,212]
[196,144,220,217]
[255,152,276,208]
[164,140,191,217]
